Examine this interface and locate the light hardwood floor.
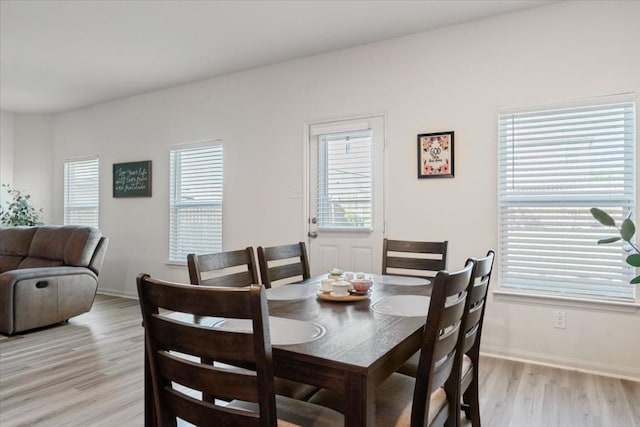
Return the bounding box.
[1,294,638,427]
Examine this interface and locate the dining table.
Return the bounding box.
[144,273,432,427]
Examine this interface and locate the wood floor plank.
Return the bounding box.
[1,294,638,426]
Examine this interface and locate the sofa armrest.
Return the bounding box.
[1,266,98,283]
[88,237,109,275]
[0,267,98,335]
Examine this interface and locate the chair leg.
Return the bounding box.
[462,376,481,427]
[444,397,459,427]
[201,357,215,403]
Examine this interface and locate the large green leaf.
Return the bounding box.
[626,254,640,267]
[620,219,636,241]
[590,208,616,227]
[597,237,620,244]
[631,275,640,285]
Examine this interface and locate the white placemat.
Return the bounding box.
[370,274,430,286]
[266,284,318,301]
[212,316,326,345]
[370,295,430,317]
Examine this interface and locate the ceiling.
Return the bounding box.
[0,0,553,114]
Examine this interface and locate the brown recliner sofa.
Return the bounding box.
[0,225,109,335]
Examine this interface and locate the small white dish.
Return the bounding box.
[331,281,350,296]
[330,291,349,298]
[320,279,334,293]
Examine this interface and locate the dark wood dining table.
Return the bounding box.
[267,275,431,426]
[144,274,432,427]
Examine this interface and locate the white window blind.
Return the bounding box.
[317,130,373,230]
[169,142,223,263]
[498,101,636,300]
[64,157,99,228]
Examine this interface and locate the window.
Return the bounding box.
[64,157,99,228]
[317,130,373,230]
[169,141,223,263]
[498,100,636,301]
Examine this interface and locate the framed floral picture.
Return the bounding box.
[417,131,454,178]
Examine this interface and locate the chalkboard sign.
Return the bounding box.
[113,161,152,198]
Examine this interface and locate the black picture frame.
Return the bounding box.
[113,160,152,197]
[417,131,454,179]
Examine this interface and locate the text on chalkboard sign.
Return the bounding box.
[113,161,152,197]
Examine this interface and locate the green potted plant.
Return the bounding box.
[0,184,44,226]
[590,207,640,284]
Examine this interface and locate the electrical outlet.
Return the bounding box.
[290,185,302,199]
[553,310,567,329]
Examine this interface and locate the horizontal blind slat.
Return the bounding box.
[64,158,100,228]
[169,142,224,262]
[498,101,636,301]
[317,130,373,231]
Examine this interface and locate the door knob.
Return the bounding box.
[308,231,318,238]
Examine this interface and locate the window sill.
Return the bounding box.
[493,289,640,314]
[165,261,187,268]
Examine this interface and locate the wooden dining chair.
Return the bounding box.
[396,250,495,427]
[382,238,448,279]
[257,242,310,288]
[308,262,473,427]
[137,274,343,427]
[187,247,259,288]
[186,247,319,402]
[458,250,495,427]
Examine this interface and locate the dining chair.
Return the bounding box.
[308,262,473,427]
[397,250,495,427]
[257,242,310,288]
[382,238,448,279]
[187,247,258,288]
[187,247,319,402]
[137,274,343,427]
[458,250,495,427]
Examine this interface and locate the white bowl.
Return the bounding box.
[331,281,350,296]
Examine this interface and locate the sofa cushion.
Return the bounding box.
[24,226,101,267]
[17,257,64,269]
[0,255,26,273]
[0,227,37,257]
[65,227,102,266]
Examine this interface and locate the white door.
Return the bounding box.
[307,115,385,276]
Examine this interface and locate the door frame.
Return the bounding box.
[302,112,389,264]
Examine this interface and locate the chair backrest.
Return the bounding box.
[461,250,495,358]
[382,238,448,279]
[187,247,259,287]
[137,274,278,427]
[257,242,310,288]
[411,262,473,426]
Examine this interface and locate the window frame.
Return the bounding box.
[63,156,100,228]
[497,97,637,303]
[168,140,223,264]
[316,129,374,232]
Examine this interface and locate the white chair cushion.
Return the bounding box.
[398,352,473,381]
[375,372,447,426]
[228,394,344,427]
[462,354,472,376]
[309,372,448,426]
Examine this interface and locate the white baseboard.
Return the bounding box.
[481,344,640,382]
[97,288,138,300]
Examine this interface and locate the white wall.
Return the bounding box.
[0,111,15,204]
[0,112,53,222]
[12,115,54,223]
[14,1,640,378]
